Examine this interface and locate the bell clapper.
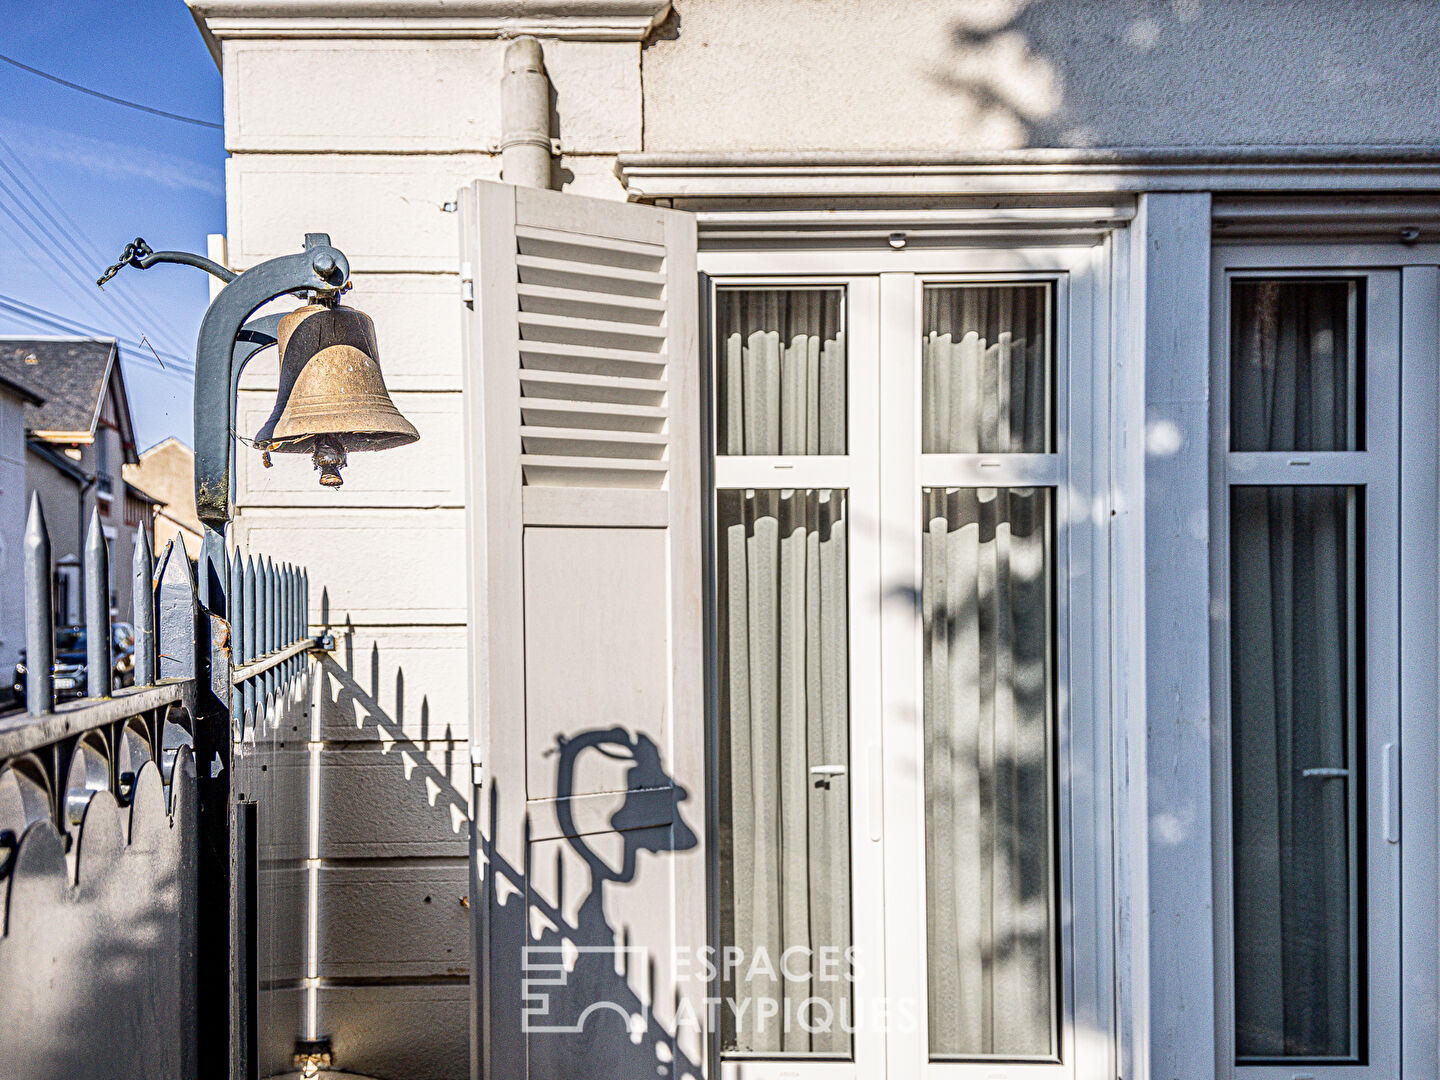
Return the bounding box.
[312,434,348,487]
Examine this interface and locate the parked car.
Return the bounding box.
[11,623,136,702]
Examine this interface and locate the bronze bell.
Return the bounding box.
[254,303,419,487]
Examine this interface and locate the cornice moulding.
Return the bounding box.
[618,147,1440,200]
[187,0,671,61]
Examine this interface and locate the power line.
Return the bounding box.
[0,173,197,362]
[0,292,193,369]
[0,173,190,358]
[0,180,170,357]
[0,135,190,355]
[0,214,122,337]
[0,52,222,130]
[0,291,196,375]
[0,188,107,310]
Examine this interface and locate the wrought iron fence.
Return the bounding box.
[0,493,325,1080]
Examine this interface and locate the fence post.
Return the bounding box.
[243,556,256,724]
[84,508,111,699]
[286,564,297,682]
[231,549,245,731]
[262,557,275,703]
[191,522,237,1080]
[24,494,53,717]
[133,525,156,687]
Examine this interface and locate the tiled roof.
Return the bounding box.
[0,372,43,405]
[0,337,115,436]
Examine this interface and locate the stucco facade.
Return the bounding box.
[189,3,1440,1079]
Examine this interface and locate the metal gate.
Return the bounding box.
[0,496,324,1080]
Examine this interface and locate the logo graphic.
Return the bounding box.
[522,944,651,1037]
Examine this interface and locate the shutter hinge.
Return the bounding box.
[460,261,475,305]
[470,744,485,788]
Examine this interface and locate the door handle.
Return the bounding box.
[1301,767,1350,779]
[809,765,847,777]
[1383,742,1400,844]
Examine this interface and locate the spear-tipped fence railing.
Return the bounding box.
[228,553,318,733]
[0,491,329,1080]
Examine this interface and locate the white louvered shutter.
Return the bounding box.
[460,181,706,1080]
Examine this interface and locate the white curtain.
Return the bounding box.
[922,285,1048,454]
[922,486,1054,1058]
[1230,281,1356,1059]
[717,289,846,455]
[718,489,851,1055]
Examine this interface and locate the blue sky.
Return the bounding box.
[1,0,224,450]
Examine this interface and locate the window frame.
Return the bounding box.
[1207,251,1423,1080]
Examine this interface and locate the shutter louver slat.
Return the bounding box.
[519,369,668,405]
[519,426,666,457]
[518,311,666,349]
[517,339,667,375]
[516,253,666,296]
[517,283,666,322]
[515,224,665,267]
[519,455,669,487]
[519,399,667,429]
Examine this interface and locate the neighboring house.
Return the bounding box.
[0,338,152,624]
[124,436,202,559]
[189,4,1440,1080]
[0,373,43,680]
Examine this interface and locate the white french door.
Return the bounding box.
[1212,251,1440,1080]
[705,247,1111,1080]
[709,274,885,1080]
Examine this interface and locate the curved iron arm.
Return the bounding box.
[193,234,348,527]
[134,248,239,284]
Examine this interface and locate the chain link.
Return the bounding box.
[96,237,153,288]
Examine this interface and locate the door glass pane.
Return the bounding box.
[1231,279,1359,452]
[717,488,853,1056]
[922,486,1057,1060]
[922,284,1051,454]
[716,288,846,455]
[1231,485,1361,1061]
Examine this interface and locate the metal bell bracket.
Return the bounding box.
[107,233,349,528]
[101,233,350,612]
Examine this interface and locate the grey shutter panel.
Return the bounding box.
[461,181,706,1080]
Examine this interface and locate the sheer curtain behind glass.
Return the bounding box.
[718,489,852,1056]
[923,487,1055,1059]
[1230,280,1359,1060]
[717,289,846,455]
[923,284,1049,454]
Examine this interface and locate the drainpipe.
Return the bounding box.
[500,36,554,190]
